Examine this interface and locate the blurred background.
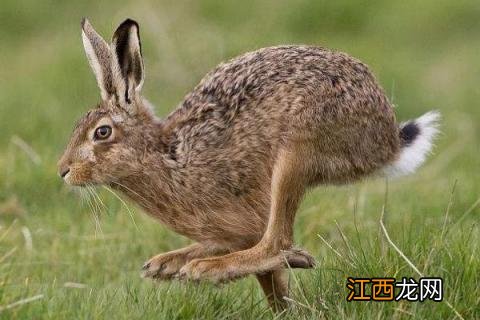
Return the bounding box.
[0,0,479,318]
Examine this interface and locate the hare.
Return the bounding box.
[58,18,439,309]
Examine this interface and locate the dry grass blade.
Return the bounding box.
[0,220,17,243]
[21,226,33,251]
[334,220,358,262]
[0,294,44,312]
[380,207,464,320]
[64,282,87,289]
[11,135,41,165]
[282,296,319,315]
[380,207,422,276]
[317,233,355,268]
[0,247,17,264]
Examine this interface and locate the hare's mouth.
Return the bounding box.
[62,168,95,187]
[63,172,84,186]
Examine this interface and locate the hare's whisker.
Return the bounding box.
[103,186,139,230]
[111,180,158,213]
[111,181,150,206]
[85,186,99,214]
[85,185,103,236]
[90,185,109,214]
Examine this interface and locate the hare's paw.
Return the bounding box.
[281,248,316,269]
[141,252,186,280]
[178,257,236,283]
[178,248,316,284]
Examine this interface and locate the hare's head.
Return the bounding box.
[58,19,158,186]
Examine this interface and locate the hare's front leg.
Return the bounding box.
[179,148,316,283]
[142,243,227,280]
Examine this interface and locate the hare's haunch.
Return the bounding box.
[58,18,439,310]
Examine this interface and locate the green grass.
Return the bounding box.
[1,0,479,319]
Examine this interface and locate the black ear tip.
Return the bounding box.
[119,18,139,30]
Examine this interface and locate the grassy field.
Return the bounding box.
[1,0,479,319]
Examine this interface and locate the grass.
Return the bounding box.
[1,0,479,318]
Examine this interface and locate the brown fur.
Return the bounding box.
[59,19,413,309]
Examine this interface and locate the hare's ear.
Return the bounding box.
[81,18,115,100]
[111,19,145,110]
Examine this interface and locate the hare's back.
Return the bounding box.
[175,45,393,126]
[167,45,398,183]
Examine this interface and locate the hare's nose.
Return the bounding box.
[59,167,70,178]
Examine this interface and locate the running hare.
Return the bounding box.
[58,18,439,309]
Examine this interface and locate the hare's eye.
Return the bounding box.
[94,125,112,140]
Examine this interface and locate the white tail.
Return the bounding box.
[384,111,441,178]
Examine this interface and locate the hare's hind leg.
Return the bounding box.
[178,148,315,283]
[142,243,227,280]
[256,270,289,311]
